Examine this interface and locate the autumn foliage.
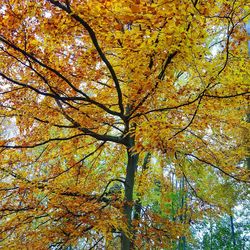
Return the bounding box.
[0,0,249,249]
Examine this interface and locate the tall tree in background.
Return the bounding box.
[0,0,249,249]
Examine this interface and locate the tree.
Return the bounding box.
[190,211,250,250]
[0,0,249,249]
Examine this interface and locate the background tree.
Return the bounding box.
[0,0,249,249]
[189,208,250,250]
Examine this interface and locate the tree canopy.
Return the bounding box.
[0,0,249,249]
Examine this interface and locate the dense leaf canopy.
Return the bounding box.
[0,0,249,249]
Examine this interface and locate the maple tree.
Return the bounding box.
[0,0,249,249]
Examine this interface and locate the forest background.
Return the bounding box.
[0,0,249,249]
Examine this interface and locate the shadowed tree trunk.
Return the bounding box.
[230,215,236,247]
[121,135,139,250]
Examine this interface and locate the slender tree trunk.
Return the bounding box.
[121,135,139,250]
[209,217,213,250]
[180,176,186,250]
[132,153,150,248]
[133,153,150,221]
[171,172,175,221]
[246,113,250,170]
[230,215,236,247]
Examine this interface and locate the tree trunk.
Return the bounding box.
[121,135,139,250]
[132,153,150,248]
[133,153,150,222]
[209,216,213,250]
[179,176,186,250]
[230,215,236,247]
[246,113,250,170]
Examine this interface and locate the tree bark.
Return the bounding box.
[133,153,150,222]
[209,216,213,250]
[121,135,139,250]
[230,215,236,247]
[246,113,250,170]
[132,153,150,248]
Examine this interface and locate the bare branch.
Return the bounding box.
[186,153,250,183]
[169,95,203,140]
